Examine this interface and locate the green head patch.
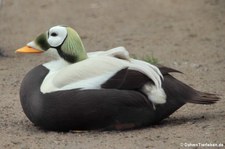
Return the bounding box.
[60,27,87,62]
[34,33,50,51]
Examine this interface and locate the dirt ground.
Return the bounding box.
[0,0,224,148]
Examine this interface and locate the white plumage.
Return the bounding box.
[41,47,166,106]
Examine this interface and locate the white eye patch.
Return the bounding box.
[48,26,67,47]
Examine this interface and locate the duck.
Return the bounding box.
[16,25,219,131]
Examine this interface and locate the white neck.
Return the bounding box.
[42,47,70,72]
[42,59,69,72]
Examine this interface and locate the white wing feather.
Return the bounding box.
[41,47,164,100]
[41,56,130,93]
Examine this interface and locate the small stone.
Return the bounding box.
[11,140,21,145]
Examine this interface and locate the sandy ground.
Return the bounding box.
[0,0,225,148]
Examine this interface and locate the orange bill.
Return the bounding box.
[16,46,43,53]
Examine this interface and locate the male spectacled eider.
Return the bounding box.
[16,25,219,131]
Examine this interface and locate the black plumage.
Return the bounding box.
[19,65,219,131]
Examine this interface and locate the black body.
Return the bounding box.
[20,65,218,131]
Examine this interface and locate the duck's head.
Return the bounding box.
[16,25,87,63]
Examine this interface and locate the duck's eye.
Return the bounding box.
[51,32,58,37]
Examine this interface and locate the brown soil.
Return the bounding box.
[0,0,224,148]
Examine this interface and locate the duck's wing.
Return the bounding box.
[101,68,151,90]
[103,65,219,104]
[87,47,130,61]
[41,56,130,93]
[88,47,163,88]
[42,56,163,93]
[101,64,181,91]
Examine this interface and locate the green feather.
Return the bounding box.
[61,27,87,62]
[35,33,50,51]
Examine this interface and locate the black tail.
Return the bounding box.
[159,65,219,105]
[188,91,219,104]
[152,66,219,123]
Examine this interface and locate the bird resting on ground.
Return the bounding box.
[16,25,219,131]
